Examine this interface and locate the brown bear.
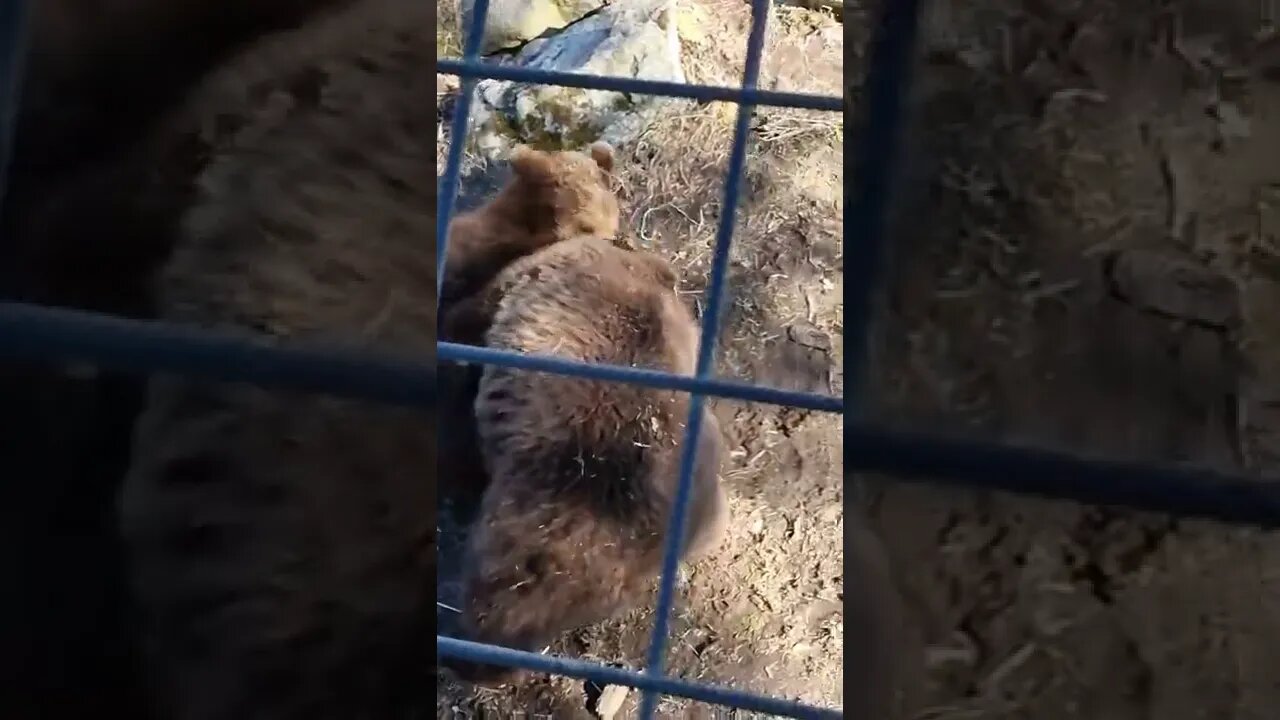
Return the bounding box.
[111,1,441,717]
[6,0,353,229]
[439,142,621,308]
[3,0,358,309]
[440,235,731,686]
[437,142,621,508]
[106,1,640,716]
[0,1,353,716]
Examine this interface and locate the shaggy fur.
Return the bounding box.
[9,0,352,215]
[4,0,374,311]
[443,236,731,685]
[439,142,620,308]
[115,2,440,717]
[3,0,354,305]
[437,143,621,507]
[0,1,353,716]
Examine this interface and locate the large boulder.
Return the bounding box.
[461,0,607,55]
[466,0,687,160]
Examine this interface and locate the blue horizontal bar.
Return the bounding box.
[6,302,1277,527]
[436,59,843,112]
[848,423,1280,527]
[439,341,843,413]
[0,303,436,407]
[0,303,843,413]
[437,637,843,720]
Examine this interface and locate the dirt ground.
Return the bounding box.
[438,0,1280,718]
[870,1,1280,719]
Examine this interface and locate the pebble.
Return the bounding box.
[594,684,629,720]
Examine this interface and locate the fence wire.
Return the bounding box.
[3,0,1279,718]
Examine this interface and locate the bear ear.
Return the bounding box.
[588,141,615,173]
[509,145,553,182]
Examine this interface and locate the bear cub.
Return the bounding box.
[438,142,622,507]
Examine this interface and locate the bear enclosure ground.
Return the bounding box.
[439,1,1280,718]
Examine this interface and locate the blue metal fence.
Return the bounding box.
[5,0,1280,718]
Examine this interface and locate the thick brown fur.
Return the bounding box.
[114,1,441,717]
[437,143,621,507]
[21,0,350,160]
[3,0,354,305]
[4,0,366,310]
[7,0,352,222]
[439,142,620,308]
[444,236,731,685]
[0,1,355,716]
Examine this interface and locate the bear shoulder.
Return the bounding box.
[482,236,693,373]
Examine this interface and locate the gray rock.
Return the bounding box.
[467,0,687,160]
[461,0,607,55]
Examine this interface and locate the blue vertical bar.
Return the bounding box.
[841,0,922,414]
[636,1,770,717]
[0,0,30,216]
[435,0,491,303]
